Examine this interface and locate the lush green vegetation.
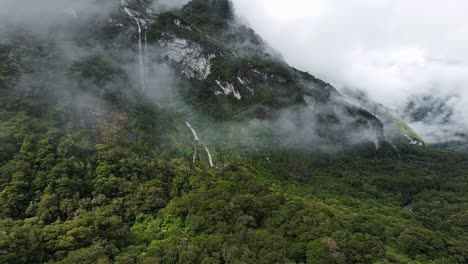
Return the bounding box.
[182,0,234,35]
[0,94,467,264]
[1,1,467,263]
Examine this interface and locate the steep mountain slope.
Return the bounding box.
[107,0,390,152]
[404,94,468,152]
[343,88,425,147]
[0,0,467,263]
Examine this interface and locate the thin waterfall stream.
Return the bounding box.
[120,0,147,91]
[185,122,215,167]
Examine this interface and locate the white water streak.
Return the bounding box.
[204,146,214,167]
[185,122,214,167]
[185,122,200,141]
[144,30,148,89]
[192,141,198,164]
[121,0,146,91]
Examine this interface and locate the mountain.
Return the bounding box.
[0,0,467,263]
[404,94,468,152]
[342,88,425,147]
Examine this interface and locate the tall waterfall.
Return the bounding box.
[185,122,215,167]
[121,0,146,91]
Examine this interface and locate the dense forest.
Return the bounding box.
[1,95,467,263]
[1,0,468,263]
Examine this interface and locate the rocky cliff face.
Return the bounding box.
[1,0,398,153]
[146,0,387,149]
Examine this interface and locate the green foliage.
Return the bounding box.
[147,11,223,54]
[432,140,468,153]
[307,239,330,263]
[0,44,20,89]
[69,56,122,86]
[0,94,467,264]
[182,0,234,34]
[397,228,445,260]
[0,3,467,264]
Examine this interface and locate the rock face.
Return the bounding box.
[342,89,425,147]
[182,0,234,33]
[142,1,389,149]
[122,0,392,149]
[158,36,217,80]
[2,0,395,151]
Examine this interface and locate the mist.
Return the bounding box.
[0,0,389,154]
[232,0,468,143]
[151,0,190,12]
[0,0,117,37]
[0,0,190,129]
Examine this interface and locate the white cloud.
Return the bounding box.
[0,0,117,36]
[232,0,468,142]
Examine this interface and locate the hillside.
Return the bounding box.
[0,0,467,263]
[404,94,468,153]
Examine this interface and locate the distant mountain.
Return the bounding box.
[404,93,468,152]
[342,88,425,147]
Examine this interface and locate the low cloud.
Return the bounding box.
[151,0,190,13]
[0,0,117,37]
[232,0,468,143]
[0,0,184,111]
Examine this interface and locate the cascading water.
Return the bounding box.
[144,30,148,89]
[121,0,146,91]
[204,146,214,167]
[185,122,200,141]
[185,122,200,164]
[185,122,215,167]
[120,2,213,167]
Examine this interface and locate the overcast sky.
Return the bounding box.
[232,0,468,141]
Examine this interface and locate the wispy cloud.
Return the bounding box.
[232,0,468,142]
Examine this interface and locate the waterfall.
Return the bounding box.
[185,122,215,167]
[185,122,200,141]
[121,0,146,91]
[144,30,148,89]
[192,141,198,164]
[186,122,200,164]
[204,146,214,167]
